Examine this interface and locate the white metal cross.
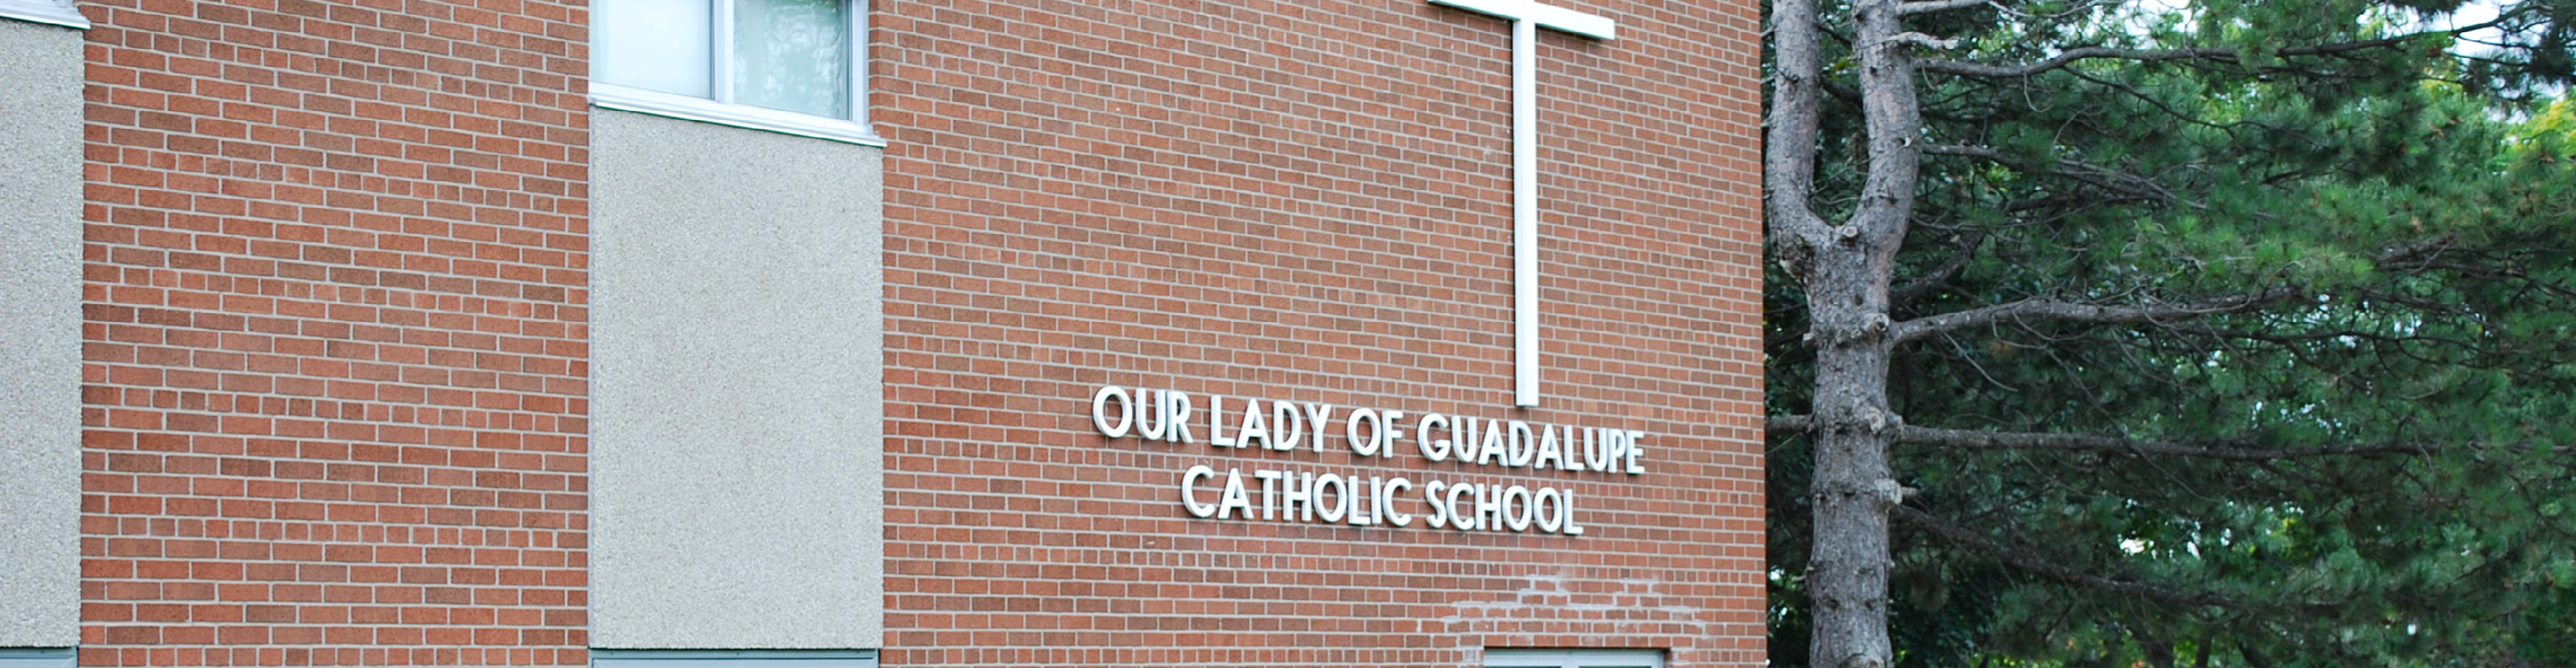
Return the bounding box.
[1426,0,1615,407]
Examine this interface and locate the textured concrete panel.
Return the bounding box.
[591,109,886,649]
[0,18,86,649]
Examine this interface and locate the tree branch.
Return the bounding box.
[1926,143,2176,203]
[1920,46,2238,78]
[1851,0,1926,242]
[2374,233,2458,267]
[2160,323,2478,350]
[1897,0,1989,15]
[1889,287,2300,344]
[1892,424,2454,460]
[1771,414,1817,435]
[1893,505,2235,608]
[1917,19,2508,78]
[1765,0,1834,261]
[1891,229,1986,303]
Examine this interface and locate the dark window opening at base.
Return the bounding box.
[592,649,879,668]
[1484,648,1669,668]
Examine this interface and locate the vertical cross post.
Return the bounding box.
[1426,0,1614,407]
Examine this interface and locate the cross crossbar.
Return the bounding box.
[1429,0,1616,39]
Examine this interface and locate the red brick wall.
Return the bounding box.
[75,0,592,663]
[873,0,1765,665]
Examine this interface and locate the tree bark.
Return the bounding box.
[1772,0,1923,665]
[1802,272,1900,668]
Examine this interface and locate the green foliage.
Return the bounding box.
[1768,0,2576,665]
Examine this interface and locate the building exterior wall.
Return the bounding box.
[872,1,1766,666]
[72,0,593,663]
[588,109,888,649]
[0,16,89,649]
[17,0,1763,664]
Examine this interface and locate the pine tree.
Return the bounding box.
[1764,1,2576,665]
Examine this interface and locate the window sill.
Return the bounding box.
[0,0,89,28]
[592,84,886,147]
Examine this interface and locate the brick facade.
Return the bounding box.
[75,0,592,663]
[872,1,1765,666]
[46,0,1761,664]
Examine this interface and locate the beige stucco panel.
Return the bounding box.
[0,17,88,649]
[588,109,887,649]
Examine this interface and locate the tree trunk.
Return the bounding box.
[1804,262,1897,668]
[1771,0,1922,665]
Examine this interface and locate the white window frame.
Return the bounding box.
[589,0,883,146]
[591,649,877,668]
[1484,648,1669,668]
[0,0,89,28]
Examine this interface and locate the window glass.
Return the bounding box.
[587,0,877,142]
[733,0,850,118]
[0,649,76,668]
[596,0,713,97]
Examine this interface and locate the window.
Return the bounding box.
[0,0,89,28]
[0,649,76,668]
[1484,649,1667,668]
[591,0,881,145]
[592,649,877,668]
